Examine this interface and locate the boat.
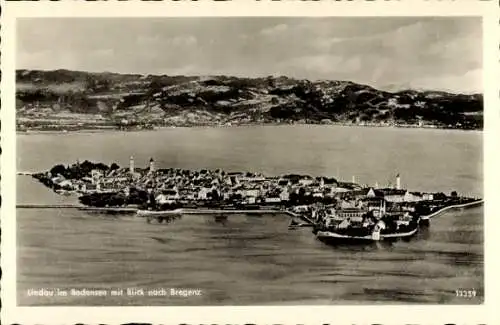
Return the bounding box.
[136,209,183,224]
[136,209,182,217]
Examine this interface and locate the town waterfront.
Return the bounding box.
[17,125,483,305]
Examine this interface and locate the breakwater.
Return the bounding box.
[420,199,484,220]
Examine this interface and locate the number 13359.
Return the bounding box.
[456,289,477,298]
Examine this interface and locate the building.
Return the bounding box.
[149,158,155,173]
[264,197,281,203]
[197,187,212,200]
[155,189,179,204]
[279,189,290,201]
[129,156,135,175]
[384,190,423,203]
[298,176,314,187]
[240,188,260,198]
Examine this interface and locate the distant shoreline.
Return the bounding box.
[16,122,483,135]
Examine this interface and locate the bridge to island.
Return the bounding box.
[15,204,311,221]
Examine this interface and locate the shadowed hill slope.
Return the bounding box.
[16,69,483,130]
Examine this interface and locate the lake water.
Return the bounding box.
[16,125,483,305]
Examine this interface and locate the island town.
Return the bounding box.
[28,157,483,244]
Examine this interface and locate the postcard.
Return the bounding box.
[1,0,498,324]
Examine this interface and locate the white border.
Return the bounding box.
[2,1,499,324]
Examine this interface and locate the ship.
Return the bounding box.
[136,208,182,223]
[136,209,181,217]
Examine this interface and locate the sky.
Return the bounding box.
[17,17,482,93]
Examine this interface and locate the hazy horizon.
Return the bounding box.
[17,17,482,94]
[16,67,482,96]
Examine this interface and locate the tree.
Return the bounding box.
[110,163,120,171]
[94,163,109,171]
[50,164,66,177]
[85,76,98,92]
[210,189,220,201]
[85,76,111,93]
[229,193,242,202]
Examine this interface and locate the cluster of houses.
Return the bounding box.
[45,157,442,212]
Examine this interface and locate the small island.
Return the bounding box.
[29,157,483,244]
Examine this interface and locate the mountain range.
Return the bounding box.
[16,69,483,131]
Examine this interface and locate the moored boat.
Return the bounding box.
[136,209,182,217]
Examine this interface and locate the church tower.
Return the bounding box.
[149,157,155,172]
[129,156,135,175]
[396,173,401,190]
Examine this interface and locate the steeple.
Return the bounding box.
[129,156,135,175]
[149,157,155,172]
[396,173,401,190]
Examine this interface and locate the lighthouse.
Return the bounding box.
[149,157,155,173]
[129,156,135,175]
[396,173,401,190]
